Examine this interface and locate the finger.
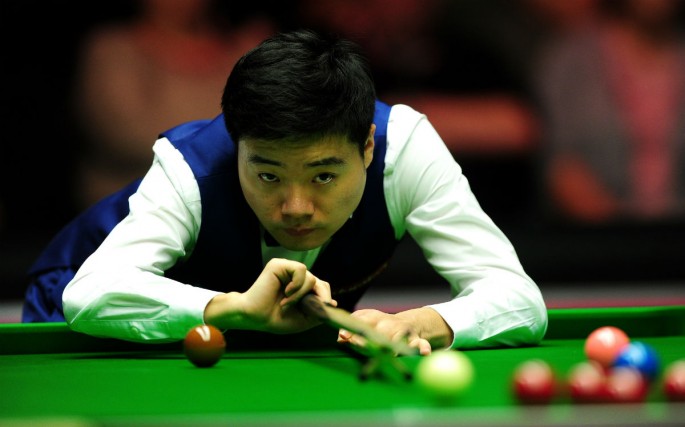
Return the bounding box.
[409,337,432,356]
[337,331,369,351]
[338,328,352,342]
[311,278,334,305]
[281,271,319,308]
[281,263,308,297]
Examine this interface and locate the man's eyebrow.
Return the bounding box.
[247,154,281,166]
[247,155,346,167]
[306,157,346,167]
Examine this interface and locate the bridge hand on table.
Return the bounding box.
[299,294,418,380]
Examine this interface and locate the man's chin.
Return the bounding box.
[281,241,322,252]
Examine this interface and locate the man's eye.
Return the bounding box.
[314,173,335,184]
[258,173,278,183]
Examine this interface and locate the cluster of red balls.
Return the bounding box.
[512,326,685,404]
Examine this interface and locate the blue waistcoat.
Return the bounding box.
[23,101,398,322]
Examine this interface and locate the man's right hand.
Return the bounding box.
[203,258,336,334]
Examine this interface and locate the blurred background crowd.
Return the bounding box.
[2,0,684,304]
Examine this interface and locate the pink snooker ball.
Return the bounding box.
[584,326,630,368]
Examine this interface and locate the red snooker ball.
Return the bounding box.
[605,366,648,403]
[184,324,226,368]
[512,359,556,404]
[584,326,630,368]
[663,359,685,402]
[567,360,607,403]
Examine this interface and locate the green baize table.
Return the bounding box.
[1,306,684,426]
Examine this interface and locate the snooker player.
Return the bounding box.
[22,29,547,355]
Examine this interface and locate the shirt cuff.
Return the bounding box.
[428,293,547,349]
[166,286,223,340]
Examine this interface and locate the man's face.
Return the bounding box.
[238,126,375,251]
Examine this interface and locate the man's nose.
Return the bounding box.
[281,186,314,217]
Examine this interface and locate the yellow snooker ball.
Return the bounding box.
[415,350,474,401]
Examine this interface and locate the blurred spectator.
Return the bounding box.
[72,0,276,208]
[524,0,600,33]
[293,0,541,155]
[532,0,685,224]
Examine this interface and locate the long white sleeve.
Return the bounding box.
[383,105,547,348]
[62,139,221,342]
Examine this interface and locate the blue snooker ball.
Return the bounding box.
[613,341,660,382]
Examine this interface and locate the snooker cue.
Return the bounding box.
[299,294,418,357]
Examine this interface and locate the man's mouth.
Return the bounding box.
[283,227,314,237]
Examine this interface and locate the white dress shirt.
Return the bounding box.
[63,104,548,347]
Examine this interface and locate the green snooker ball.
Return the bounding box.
[415,350,474,401]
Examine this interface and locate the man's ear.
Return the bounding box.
[363,124,376,168]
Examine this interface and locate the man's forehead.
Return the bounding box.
[239,135,357,165]
[240,133,352,147]
[246,153,346,168]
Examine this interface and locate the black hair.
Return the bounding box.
[221,29,376,154]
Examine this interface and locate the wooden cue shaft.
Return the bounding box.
[299,294,418,356]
